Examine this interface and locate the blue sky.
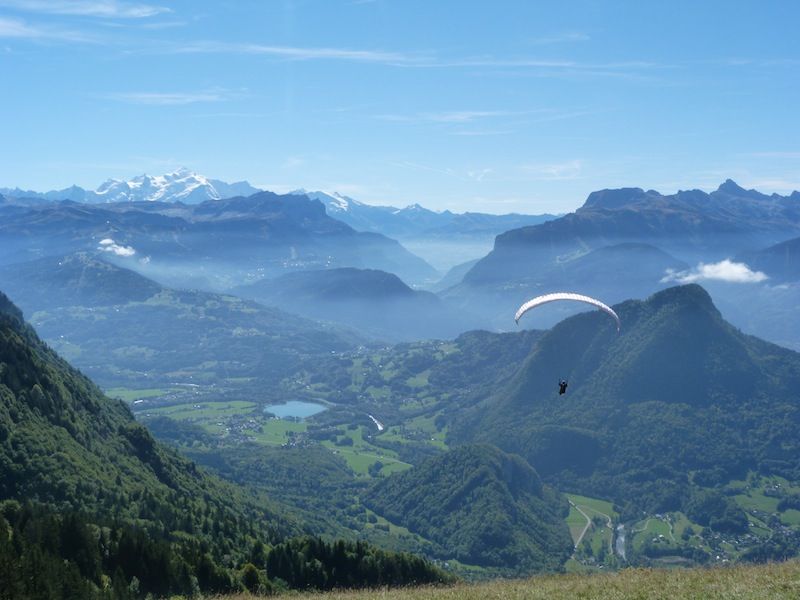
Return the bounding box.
[1,0,798,213]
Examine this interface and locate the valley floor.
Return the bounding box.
[213,561,800,600]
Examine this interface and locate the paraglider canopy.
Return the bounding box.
[515,292,621,331]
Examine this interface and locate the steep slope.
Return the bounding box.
[364,444,572,575]
[0,254,361,389]
[0,293,452,596]
[0,288,292,540]
[234,267,479,341]
[451,285,800,514]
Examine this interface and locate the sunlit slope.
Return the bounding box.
[0,290,291,538]
[221,560,800,600]
[364,444,573,576]
[451,284,800,512]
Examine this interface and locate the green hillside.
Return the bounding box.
[0,291,448,598]
[452,285,800,517]
[364,444,573,576]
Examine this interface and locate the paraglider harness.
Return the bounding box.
[558,380,568,395]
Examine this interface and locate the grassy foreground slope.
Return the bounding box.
[217,561,800,599]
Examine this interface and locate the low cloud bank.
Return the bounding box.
[661,259,768,284]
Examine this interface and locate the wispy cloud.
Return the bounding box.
[661,260,768,284]
[521,160,583,181]
[103,89,240,105]
[0,0,170,18]
[172,41,422,65]
[391,109,548,123]
[0,16,94,41]
[160,39,669,79]
[467,168,493,182]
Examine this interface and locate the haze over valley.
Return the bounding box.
[1,1,798,598]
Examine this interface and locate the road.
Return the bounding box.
[569,500,593,550]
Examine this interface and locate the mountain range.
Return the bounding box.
[0,167,260,204]
[299,189,558,240]
[0,191,438,287]
[0,253,362,389]
[441,180,800,346]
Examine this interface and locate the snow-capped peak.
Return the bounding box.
[296,190,362,212]
[83,169,261,204]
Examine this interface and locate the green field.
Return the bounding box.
[566,505,588,544]
[321,425,411,476]
[566,493,617,520]
[143,400,257,421]
[105,387,170,402]
[250,419,308,445]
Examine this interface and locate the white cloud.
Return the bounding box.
[98,238,135,256]
[661,260,768,284]
[0,1,170,18]
[174,41,419,65]
[0,16,93,41]
[103,89,236,105]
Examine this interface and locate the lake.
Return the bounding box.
[264,400,327,420]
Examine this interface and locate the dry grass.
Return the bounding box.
[210,560,800,600]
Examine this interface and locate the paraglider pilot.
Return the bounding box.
[558,380,568,395]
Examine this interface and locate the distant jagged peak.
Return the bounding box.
[293,189,364,212]
[713,178,771,200]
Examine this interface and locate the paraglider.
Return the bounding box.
[515,292,620,396]
[514,292,621,331]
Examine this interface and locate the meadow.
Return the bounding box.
[212,560,800,599]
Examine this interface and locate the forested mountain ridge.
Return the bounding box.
[451,284,800,518]
[0,289,290,532]
[0,291,450,598]
[364,444,573,575]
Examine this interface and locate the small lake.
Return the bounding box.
[264,400,327,420]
